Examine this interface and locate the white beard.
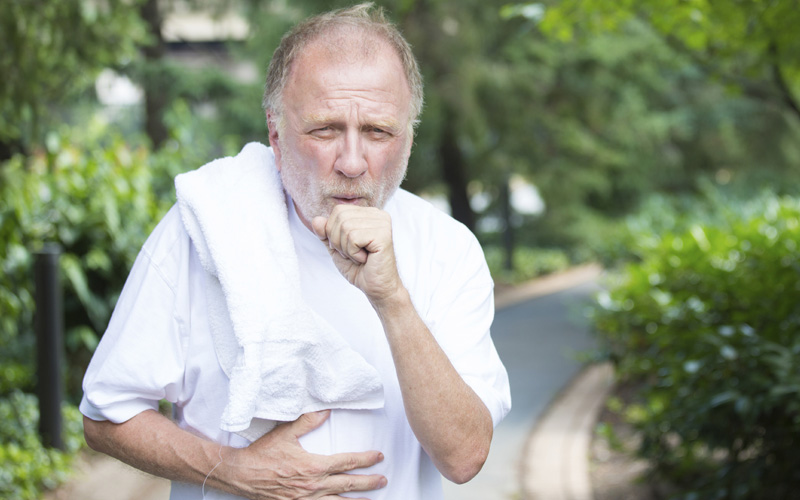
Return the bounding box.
[278,147,408,224]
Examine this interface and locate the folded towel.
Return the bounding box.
[175,142,384,441]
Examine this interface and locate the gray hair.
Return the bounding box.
[262,2,424,131]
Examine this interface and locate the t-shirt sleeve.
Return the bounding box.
[80,208,188,424]
[425,233,512,428]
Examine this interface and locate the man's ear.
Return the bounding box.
[266,111,282,170]
[403,129,414,161]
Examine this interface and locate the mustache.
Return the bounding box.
[321,178,377,199]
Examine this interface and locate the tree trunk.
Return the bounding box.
[500,175,514,271]
[140,0,169,150]
[0,139,23,163]
[769,42,800,123]
[439,107,476,232]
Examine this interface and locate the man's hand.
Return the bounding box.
[221,410,387,499]
[312,205,402,304]
[83,409,387,500]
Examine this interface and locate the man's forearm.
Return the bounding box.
[83,410,230,489]
[372,287,493,484]
[83,409,387,499]
[84,410,269,498]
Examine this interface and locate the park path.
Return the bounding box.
[443,270,601,500]
[44,266,602,500]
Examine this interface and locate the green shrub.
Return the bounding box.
[0,392,85,500]
[485,245,570,284]
[594,192,800,499]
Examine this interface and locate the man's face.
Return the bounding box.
[267,37,414,229]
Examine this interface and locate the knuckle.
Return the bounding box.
[327,455,356,474]
[343,455,359,470]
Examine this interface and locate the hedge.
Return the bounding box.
[594,192,800,499]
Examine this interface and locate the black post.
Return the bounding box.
[34,245,65,450]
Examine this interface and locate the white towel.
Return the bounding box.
[175,142,384,441]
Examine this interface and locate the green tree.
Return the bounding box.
[486,2,800,253]
[131,0,255,150]
[0,0,147,160]
[537,0,800,121]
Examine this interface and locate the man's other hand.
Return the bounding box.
[225,410,387,499]
[312,205,403,305]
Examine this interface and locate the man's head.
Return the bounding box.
[263,3,423,133]
[262,3,423,229]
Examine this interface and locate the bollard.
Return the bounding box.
[34,244,65,450]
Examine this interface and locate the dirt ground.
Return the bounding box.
[589,381,670,500]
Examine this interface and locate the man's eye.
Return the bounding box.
[311,127,334,137]
[368,127,390,136]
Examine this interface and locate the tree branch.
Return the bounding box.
[769,42,800,122]
[638,15,796,117]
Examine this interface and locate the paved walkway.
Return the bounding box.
[523,362,614,500]
[443,265,603,500]
[45,265,605,500]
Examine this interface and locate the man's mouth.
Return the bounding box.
[333,196,364,205]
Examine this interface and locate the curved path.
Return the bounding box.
[444,267,602,500]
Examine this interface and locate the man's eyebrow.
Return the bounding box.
[302,112,338,126]
[301,113,402,131]
[366,118,402,131]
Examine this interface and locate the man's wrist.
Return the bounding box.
[203,445,249,497]
[370,284,412,318]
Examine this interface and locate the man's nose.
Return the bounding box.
[334,131,368,178]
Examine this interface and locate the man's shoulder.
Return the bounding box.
[140,204,191,273]
[389,189,493,306]
[389,188,478,245]
[388,188,484,262]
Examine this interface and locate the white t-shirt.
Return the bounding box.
[81,188,511,500]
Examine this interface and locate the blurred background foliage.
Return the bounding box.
[0,0,798,497]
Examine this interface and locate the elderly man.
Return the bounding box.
[80,4,510,499]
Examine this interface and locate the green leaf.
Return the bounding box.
[709,391,738,407]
